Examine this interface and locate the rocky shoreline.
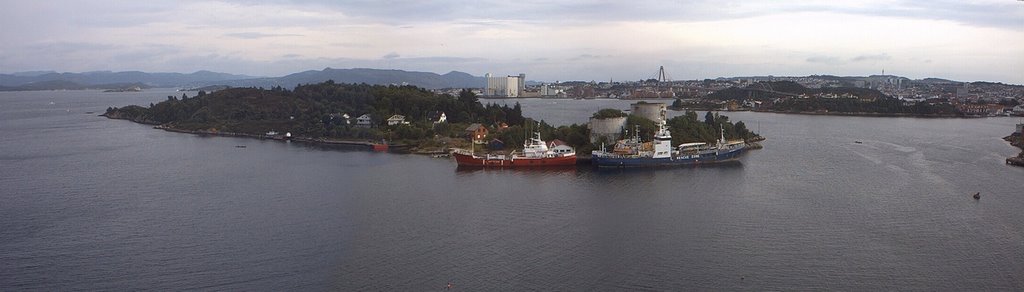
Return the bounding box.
[101,111,161,125]
[102,113,452,155]
[753,109,963,118]
[670,107,968,118]
[1004,133,1024,167]
[738,135,766,150]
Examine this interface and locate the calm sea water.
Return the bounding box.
[2,91,1023,290]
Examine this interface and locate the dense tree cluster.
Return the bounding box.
[105,82,525,143]
[666,111,756,145]
[607,110,757,150]
[591,108,629,119]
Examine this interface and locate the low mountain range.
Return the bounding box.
[231,68,484,89]
[0,68,486,91]
[0,70,255,89]
[3,68,1011,92]
[0,80,151,91]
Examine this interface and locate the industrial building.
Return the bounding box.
[485,73,526,97]
[540,84,566,97]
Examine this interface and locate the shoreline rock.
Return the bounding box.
[102,114,449,154]
[1003,134,1023,167]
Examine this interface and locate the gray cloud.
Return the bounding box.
[330,42,371,48]
[827,0,1024,30]
[851,54,891,62]
[113,44,184,61]
[27,41,123,53]
[569,54,611,61]
[253,0,1024,30]
[806,56,842,64]
[382,52,400,59]
[36,0,1016,31]
[224,32,303,39]
[398,56,487,63]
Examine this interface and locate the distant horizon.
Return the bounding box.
[3,67,1021,86]
[2,1,1022,85]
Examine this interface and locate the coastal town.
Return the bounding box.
[434,68,1024,117]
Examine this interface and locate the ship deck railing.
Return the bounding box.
[451,148,474,156]
[593,152,648,159]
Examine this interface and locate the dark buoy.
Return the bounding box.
[973,192,980,200]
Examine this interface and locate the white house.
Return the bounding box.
[387,115,409,126]
[743,100,763,109]
[356,114,373,127]
[428,111,447,124]
[547,139,575,155]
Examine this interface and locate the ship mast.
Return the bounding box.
[719,124,726,146]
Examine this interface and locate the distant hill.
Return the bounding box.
[0,68,486,91]
[916,78,959,84]
[234,68,485,89]
[0,80,150,91]
[705,81,890,101]
[11,70,58,77]
[0,80,83,91]
[0,70,257,88]
[719,75,968,87]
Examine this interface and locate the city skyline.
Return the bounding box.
[2,1,1023,84]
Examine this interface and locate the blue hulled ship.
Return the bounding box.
[591,122,746,168]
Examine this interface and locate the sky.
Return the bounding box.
[1,0,1023,83]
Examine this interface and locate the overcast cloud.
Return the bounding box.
[1,0,1022,83]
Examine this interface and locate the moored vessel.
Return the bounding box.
[372,142,389,152]
[591,122,745,168]
[452,131,577,167]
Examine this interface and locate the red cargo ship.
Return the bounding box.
[452,131,576,167]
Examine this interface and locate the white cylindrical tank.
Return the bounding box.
[631,102,667,123]
[588,116,628,143]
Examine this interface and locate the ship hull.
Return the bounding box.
[592,148,745,168]
[453,152,577,167]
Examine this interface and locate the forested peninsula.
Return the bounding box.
[103,81,760,154]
